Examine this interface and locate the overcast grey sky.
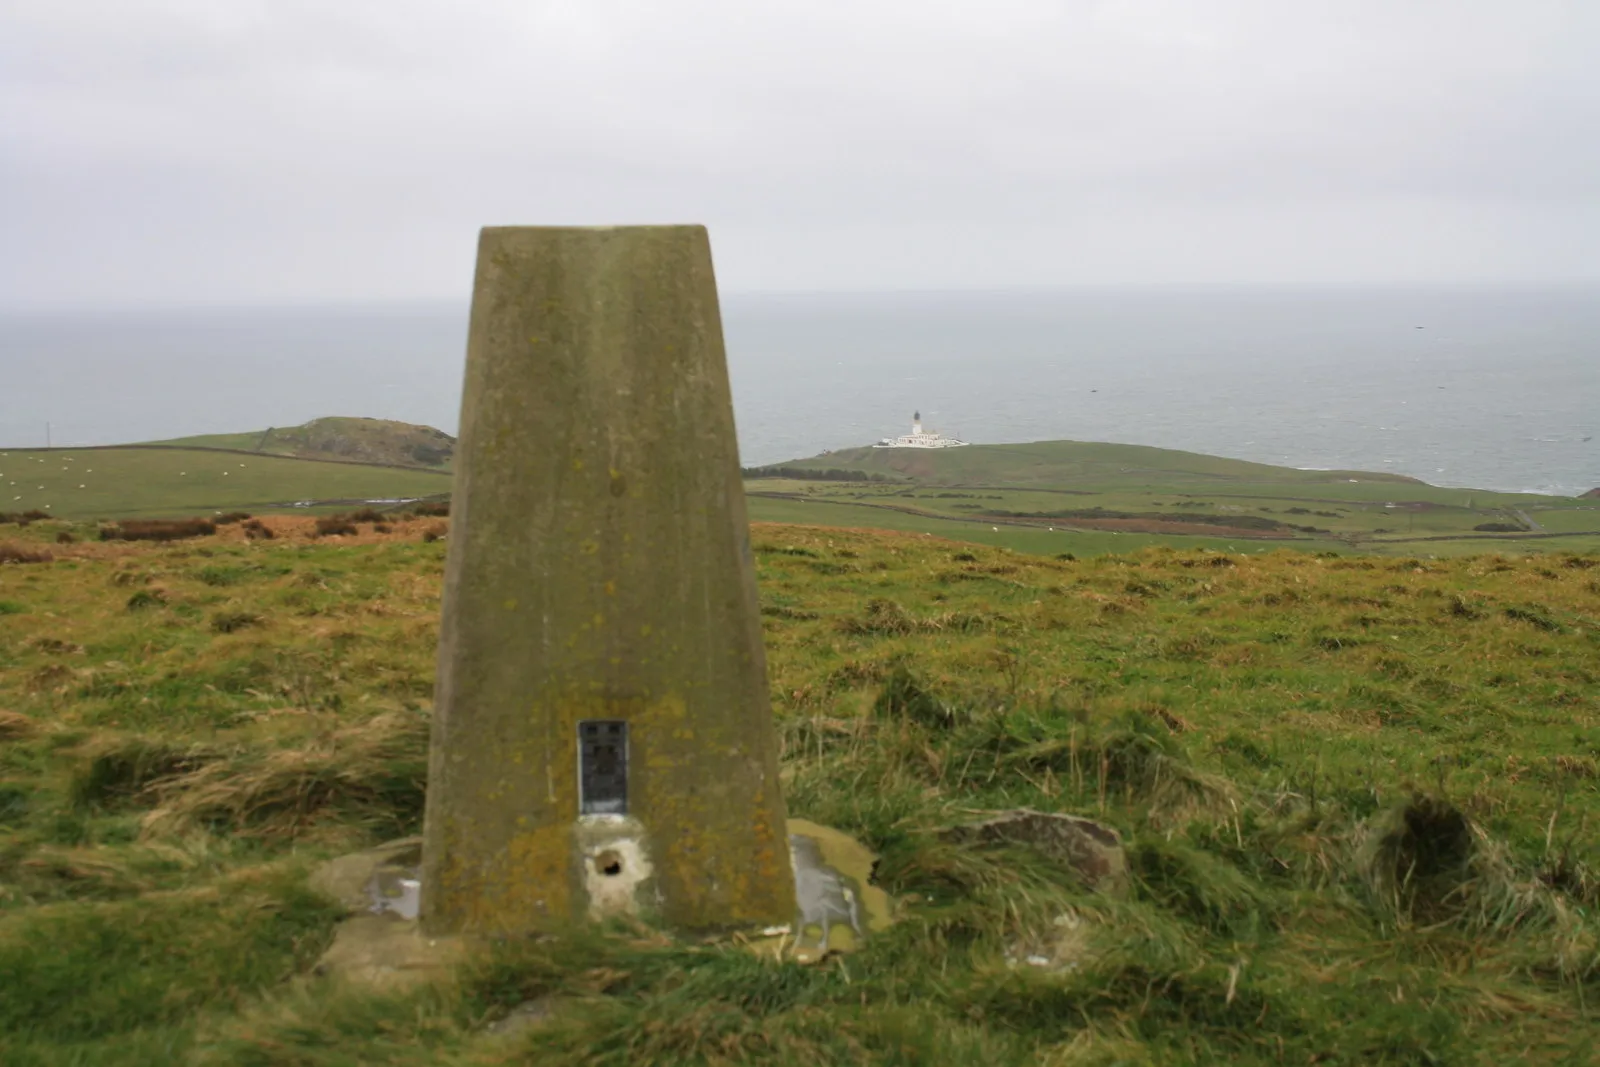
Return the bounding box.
[2,1,1596,308]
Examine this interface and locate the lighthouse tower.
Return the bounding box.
[874,410,969,449]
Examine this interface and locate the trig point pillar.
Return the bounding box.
[420,226,795,936]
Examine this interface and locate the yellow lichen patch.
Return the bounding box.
[486,827,573,931]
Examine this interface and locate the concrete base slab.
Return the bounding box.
[310,837,459,990]
[312,914,465,991]
[309,836,423,914]
[310,817,894,986]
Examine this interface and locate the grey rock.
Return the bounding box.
[941,809,1127,892]
[486,996,563,1037]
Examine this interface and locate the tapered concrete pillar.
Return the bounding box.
[420,226,794,936]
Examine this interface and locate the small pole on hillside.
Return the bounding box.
[45,422,51,450]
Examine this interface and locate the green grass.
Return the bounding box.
[139,431,287,453]
[746,494,1252,556]
[1528,506,1600,534]
[0,518,1597,1062]
[0,447,449,520]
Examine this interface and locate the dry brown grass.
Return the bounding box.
[0,709,36,739]
[140,712,428,841]
[0,542,53,564]
[101,518,217,542]
[214,514,446,546]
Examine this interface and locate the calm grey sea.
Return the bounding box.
[2,288,1595,495]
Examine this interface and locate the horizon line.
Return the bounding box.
[6,279,1600,317]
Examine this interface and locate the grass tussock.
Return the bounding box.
[211,611,264,634]
[0,708,37,739]
[313,516,359,537]
[1004,715,1238,823]
[872,664,960,728]
[837,596,999,637]
[140,712,428,841]
[69,735,221,807]
[125,588,167,610]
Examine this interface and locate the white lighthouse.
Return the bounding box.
[875,412,969,449]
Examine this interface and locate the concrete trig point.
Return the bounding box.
[420,225,795,935]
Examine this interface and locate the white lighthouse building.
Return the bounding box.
[875,411,969,449]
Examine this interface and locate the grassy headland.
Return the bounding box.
[141,416,456,470]
[745,440,1600,558]
[0,514,1596,1063]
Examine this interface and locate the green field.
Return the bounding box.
[0,518,1597,1063]
[746,440,1600,558]
[746,495,1248,556]
[6,427,1595,557]
[0,447,450,520]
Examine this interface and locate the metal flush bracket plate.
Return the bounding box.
[578,720,628,816]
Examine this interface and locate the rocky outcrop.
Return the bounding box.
[273,417,456,469]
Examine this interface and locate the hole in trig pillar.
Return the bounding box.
[578,720,628,816]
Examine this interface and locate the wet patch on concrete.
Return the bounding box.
[750,818,895,962]
[367,860,423,920]
[309,836,424,913]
